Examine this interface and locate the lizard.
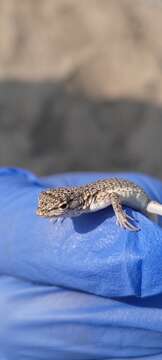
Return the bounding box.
[36,178,162,231]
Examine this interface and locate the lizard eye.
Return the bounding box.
[59,203,67,209]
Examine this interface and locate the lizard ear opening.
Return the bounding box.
[69,199,80,209]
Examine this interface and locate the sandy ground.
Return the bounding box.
[0,0,162,177]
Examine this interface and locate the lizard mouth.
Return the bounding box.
[36,207,53,217]
[36,207,64,217]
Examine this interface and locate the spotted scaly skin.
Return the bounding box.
[36,178,161,231]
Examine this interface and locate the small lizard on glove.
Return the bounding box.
[36,178,162,231]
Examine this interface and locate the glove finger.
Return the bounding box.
[0,168,162,297]
[1,275,162,360]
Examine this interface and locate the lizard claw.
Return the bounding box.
[116,212,140,232]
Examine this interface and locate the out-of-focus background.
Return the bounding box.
[0,0,162,177]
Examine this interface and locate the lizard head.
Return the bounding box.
[36,187,85,218]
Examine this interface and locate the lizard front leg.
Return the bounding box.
[110,193,140,232]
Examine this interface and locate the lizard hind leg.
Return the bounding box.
[110,193,140,232]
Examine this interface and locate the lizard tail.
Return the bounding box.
[146,200,162,216]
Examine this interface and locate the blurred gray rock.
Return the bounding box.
[0,0,162,177]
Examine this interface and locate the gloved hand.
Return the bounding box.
[1,168,162,360]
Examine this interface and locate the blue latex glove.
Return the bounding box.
[1,168,162,359]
